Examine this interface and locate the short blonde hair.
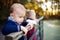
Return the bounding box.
[27,10,36,17]
[26,9,36,19]
[10,3,26,13]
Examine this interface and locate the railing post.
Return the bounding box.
[39,16,44,40]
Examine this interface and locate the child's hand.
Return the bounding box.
[26,23,34,30]
[21,26,28,35]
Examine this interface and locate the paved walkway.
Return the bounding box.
[43,20,60,40]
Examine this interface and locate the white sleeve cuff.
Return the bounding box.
[26,19,37,25]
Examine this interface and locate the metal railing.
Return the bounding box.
[29,16,44,40]
[5,16,44,40]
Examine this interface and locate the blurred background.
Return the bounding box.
[0,0,60,27]
[0,0,60,40]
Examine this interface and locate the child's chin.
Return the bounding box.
[18,22,23,24]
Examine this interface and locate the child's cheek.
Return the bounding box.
[20,18,24,22]
[14,18,20,23]
[18,18,24,23]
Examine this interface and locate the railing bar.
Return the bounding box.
[5,16,44,40]
[29,16,44,40]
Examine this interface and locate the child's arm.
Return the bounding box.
[21,20,36,31]
[21,26,28,35]
[2,23,20,35]
[26,23,34,30]
[2,21,28,35]
[26,19,37,25]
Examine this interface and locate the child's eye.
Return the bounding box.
[19,16,22,18]
[19,16,24,18]
[19,15,25,18]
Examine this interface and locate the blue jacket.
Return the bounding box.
[2,17,29,40]
[2,17,21,35]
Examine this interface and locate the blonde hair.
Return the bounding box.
[10,3,26,13]
[26,9,36,19]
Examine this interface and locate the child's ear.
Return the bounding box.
[10,13,14,17]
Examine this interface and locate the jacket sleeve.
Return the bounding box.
[21,21,28,26]
[2,22,21,35]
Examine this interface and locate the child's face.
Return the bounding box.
[27,10,36,19]
[14,14,25,24]
[12,8,26,24]
[10,3,26,24]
